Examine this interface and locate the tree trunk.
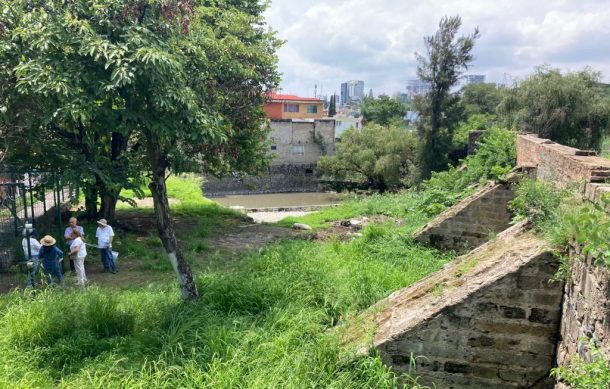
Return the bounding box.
[146,135,198,299]
[83,184,98,220]
[99,191,119,222]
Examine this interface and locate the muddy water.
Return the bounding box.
[212,192,341,209]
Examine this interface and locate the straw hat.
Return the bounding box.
[40,235,56,246]
[97,218,108,227]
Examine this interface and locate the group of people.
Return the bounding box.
[21,217,117,287]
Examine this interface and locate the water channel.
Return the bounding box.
[212,192,342,223]
[212,192,341,209]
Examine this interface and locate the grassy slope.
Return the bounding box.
[0,178,452,388]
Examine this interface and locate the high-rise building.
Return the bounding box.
[340,80,365,106]
[463,74,485,85]
[405,79,432,101]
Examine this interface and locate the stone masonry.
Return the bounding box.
[516,134,610,387]
[375,222,564,389]
[413,181,515,254]
[516,134,610,186]
[556,245,610,374]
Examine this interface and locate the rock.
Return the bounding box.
[348,232,363,238]
[349,219,362,227]
[292,223,312,230]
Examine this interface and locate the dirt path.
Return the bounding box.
[210,223,297,251]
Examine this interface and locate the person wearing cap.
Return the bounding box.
[95,219,117,273]
[68,228,88,285]
[38,235,64,286]
[22,228,41,288]
[64,217,85,273]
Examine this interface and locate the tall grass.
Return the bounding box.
[0,217,449,387]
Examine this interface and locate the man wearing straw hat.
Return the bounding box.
[95,218,117,273]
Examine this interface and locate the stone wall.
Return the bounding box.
[202,164,325,196]
[556,245,610,371]
[375,223,564,389]
[413,181,515,253]
[516,134,610,186]
[516,134,610,387]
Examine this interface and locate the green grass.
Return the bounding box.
[0,179,453,388]
[276,191,429,230]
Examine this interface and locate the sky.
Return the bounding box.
[264,0,610,98]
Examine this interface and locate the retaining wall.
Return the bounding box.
[375,223,563,389]
[202,164,325,196]
[413,181,515,254]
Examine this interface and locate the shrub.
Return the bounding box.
[551,343,610,389]
[508,179,567,225]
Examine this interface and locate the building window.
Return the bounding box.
[284,104,299,113]
[291,145,304,154]
[307,104,318,114]
[270,145,277,151]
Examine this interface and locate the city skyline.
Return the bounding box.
[264,0,610,97]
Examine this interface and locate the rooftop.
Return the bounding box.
[267,93,321,102]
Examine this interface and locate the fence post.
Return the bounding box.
[28,173,35,225]
[55,173,65,273]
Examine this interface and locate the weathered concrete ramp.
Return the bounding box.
[374,222,563,389]
[413,181,515,253]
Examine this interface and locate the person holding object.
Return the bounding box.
[68,228,88,285]
[38,235,64,286]
[22,228,41,288]
[95,218,117,273]
[64,217,84,273]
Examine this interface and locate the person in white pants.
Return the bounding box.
[68,228,88,286]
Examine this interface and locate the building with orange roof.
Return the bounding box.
[264,93,325,120]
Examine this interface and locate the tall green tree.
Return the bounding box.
[498,66,610,150]
[360,95,407,126]
[0,0,281,299]
[328,95,336,117]
[317,124,418,192]
[414,15,479,179]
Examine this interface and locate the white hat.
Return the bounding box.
[97,218,108,226]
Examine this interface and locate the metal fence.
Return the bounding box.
[0,170,76,273]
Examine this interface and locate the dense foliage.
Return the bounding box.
[0,0,280,219]
[498,66,610,150]
[317,124,418,192]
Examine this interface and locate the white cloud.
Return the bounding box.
[265,0,610,97]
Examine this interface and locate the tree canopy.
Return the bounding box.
[498,66,610,150]
[460,82,503,117]
[414,15,479,179]
[0,0,281,299]
[360,95,407,126]
[317,124,418,192]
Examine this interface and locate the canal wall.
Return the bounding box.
[203,164,326,196]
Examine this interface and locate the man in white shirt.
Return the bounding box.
[95,218,117,273]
